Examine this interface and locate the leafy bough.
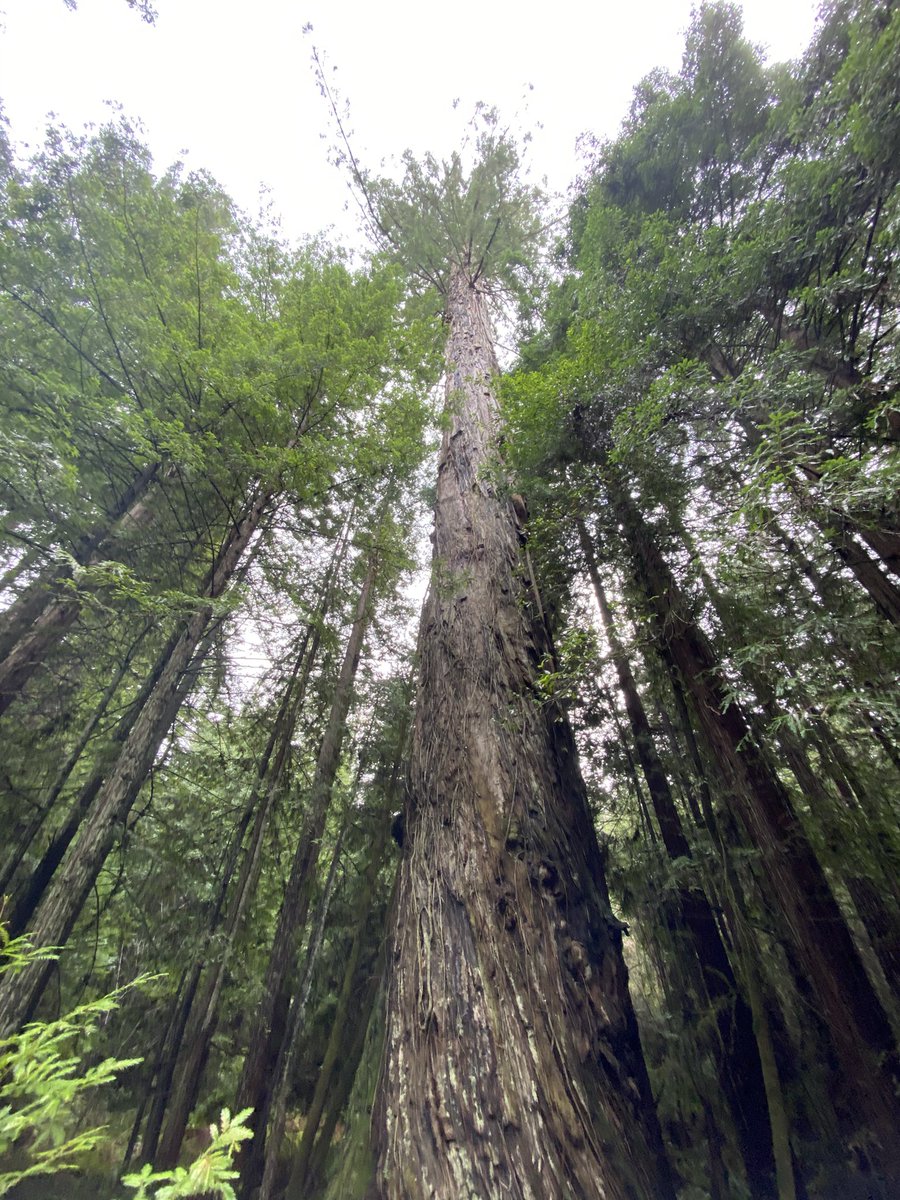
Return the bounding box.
[0,926,252,1198]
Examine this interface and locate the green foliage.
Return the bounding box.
[354,106,547,299]
[498,5,900,1189]
[120,1109,252,1200]
[0,929,143,1196]
[2,5,899,1197]
[0,929,251,1199]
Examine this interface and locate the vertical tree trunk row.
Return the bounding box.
[610,478,900,1174]
[235,542,379,1193]
[0,484,277,1035]
[577,518,777,1197]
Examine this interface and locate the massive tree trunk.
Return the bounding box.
[577,520,777,1198]
[610,479,900,1175]
[373,268,673,1200]
[0,485,275,1036]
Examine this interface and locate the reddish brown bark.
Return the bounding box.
[373,269,673,1200]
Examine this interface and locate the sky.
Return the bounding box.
[0,0,821,247]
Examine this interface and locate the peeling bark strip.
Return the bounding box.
[374,269,673,1200]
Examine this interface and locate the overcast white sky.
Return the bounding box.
[1,0,820,246]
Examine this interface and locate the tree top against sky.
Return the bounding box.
[1,0,820,248]
[331,99,547,298]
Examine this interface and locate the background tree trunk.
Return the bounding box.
[0,485,275,1034]
[611,479,900,1173]
[578,519,776,1197]
[235,543,378,1193]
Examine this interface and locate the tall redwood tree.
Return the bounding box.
[346,115,675,1199]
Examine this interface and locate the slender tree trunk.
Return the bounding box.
[845,878,900,1003]
[260,706,407,1200]
[740,930,797,1200]
[827,527,900,627]
[0,462,161,713]
[578,519,777,1197]
[122,965,196,1169]
[666,646,820,1194]
[0,620,150,901]
[285,867,382,1200]
[728,415,900,627]
[6,616,220,939]
[611,480,900,1173]
[603,683,659,848]
[258,815,356,1200]
[152,505,355,1165]
[297,956,381,1194]
[0,485,275,1035]
[138,960,205,1166]
[0,543,40,598]
[795,462,900,579]
[684,525,900,1006]
[235,545,378,1193]
[3,501,273,937]
[0,462,160,655]
[777,457,900,626]
[373,269,674,1200]
[153,607,329,1169]
[143,664,302,1169]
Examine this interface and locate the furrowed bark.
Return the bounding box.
[373,268,674,1200]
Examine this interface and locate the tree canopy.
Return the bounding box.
[1,4,899,1199]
